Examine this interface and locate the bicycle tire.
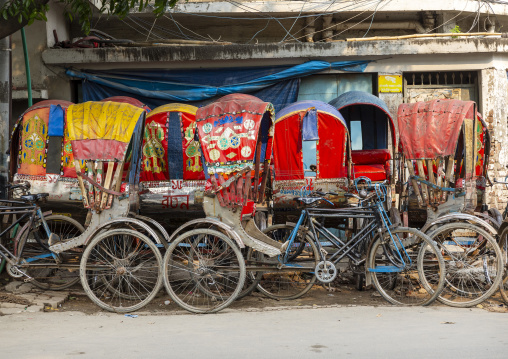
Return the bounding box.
[236,249,263,300]
[16,215,84,290]
[247,224,319,300]
[163,229,246,314]
[497,226,508,304]
[367,227,445,306]
[80,228,163,313]
[428,223,503,307]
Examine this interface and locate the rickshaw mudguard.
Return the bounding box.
[165,217,245,249]
[420,212,498,236]
[49,196,130,253]
[203,196,281,257]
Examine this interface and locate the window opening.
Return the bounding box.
[302,140,317,177]
[350,121,363,150]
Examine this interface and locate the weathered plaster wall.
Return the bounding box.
[481,68,508,210]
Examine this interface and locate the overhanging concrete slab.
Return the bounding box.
[42,38,508,66]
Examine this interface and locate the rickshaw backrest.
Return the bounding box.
[195,94,274,209]
[66,101,146,211]
[12,100,74,177]
[140,103,204,182]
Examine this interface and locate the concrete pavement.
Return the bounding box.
[0,306,506,358]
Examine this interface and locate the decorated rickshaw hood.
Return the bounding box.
[101,96,151,112]
[196,94,274,174]
[67,101,145,161]
[275,100,347,127]
[397,99,476,159]
[329,91,396,147]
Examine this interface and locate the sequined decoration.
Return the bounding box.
[143,121,166,174]
[20,114,47,169]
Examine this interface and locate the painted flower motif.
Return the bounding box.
[35,140,44,150]
[25,139,34,148]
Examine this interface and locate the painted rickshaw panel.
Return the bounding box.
[272,100,350,210]
[139,103,206,221]
[329,91,396,182]
[196,93,274,175]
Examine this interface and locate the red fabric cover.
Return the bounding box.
[273,111,349,180]
[241,200,256,220]
[317,112,348,179]
[273,113,303,180]
[71,139,128,161]
[398,99,476,159]
[353,164,387,181]
[351,149,391,165]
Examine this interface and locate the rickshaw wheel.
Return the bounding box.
[246,224,319,300]
[80,229,163,313]
[16,215,84,290]
[163,229,246,314]
[367,227,445,306]
[427,223,503,307]
[496,227,508,305]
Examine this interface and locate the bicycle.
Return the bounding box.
[247,178,446,306]
[0,183,84,290]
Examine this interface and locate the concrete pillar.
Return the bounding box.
[439,12,458,33]
[480,68,508,210]
[0,35,11,198]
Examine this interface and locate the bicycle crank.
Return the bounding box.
[315,261,337,283]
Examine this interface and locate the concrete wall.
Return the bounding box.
[481,68,508,210]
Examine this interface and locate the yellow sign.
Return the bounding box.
[378,75,402,93]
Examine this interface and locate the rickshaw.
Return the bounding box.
[161,94,286,313]
[8,97,151,224]
[329,91,397,186]
[271,100,351,217]
[397,99,504,307]
[4,101,164,312]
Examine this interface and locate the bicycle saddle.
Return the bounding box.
[294,197,324,205]
[20,193,49,202]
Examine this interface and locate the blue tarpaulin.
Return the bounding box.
[67,60,370,111]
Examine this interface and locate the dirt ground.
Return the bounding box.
[2,272,506,316]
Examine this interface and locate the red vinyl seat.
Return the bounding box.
[352,149,391,181]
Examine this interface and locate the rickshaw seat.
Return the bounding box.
[353,164,387,181]
[352,149,391,181]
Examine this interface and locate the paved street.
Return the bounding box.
[1,305,507,358]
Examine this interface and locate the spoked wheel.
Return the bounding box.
[236,249,262,300]
[495,226,508,305]
[80,229,163,313]
[246,224,319,300]
[428,223,503,307]
[163,229,245,314]
[367,227,445,306]
[16,215,84,290]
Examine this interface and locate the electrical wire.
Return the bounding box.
[362,0,383,37]
[280,0,308,42]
